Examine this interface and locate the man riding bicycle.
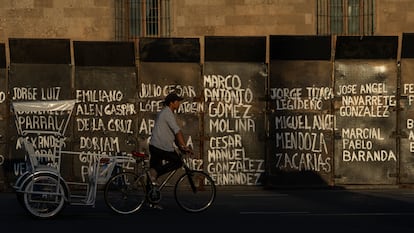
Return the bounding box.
[148,92,191,209]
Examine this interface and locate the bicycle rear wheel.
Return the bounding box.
[104,172,145,214]
[174,170,216,212]
[23,174,66,219]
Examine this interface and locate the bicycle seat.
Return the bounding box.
[131,151,148,158]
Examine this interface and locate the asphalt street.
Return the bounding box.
[1,186,414,233]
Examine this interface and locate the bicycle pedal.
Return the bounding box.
[148,203,163,210]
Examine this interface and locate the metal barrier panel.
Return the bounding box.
[268,36,333,186]
[7,38,72,181]
[138,38,203,177]
[334,36,398,185]
[0,66,6,145]
[204,36,266,186]
[0,43,6,190]
[0,35,412,189]
[0,143,5,191]
[0,43,5,69]
[0,43,6,141]
[399,33,414,184]
[73,41,136,182]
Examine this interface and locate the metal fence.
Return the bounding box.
[115,0,171,40]
[317,0,374,35]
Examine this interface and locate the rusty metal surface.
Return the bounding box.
[334,60,398,184]
[0,44,5,188]
[0,66,6,189]
[0,68,6,144]
[73,67,137,151]
[7,63,72,182]
[8,64,72,138]
[137,38,202,176]
[268,60,333,186]
[203,62,267,186]
[8,64,72,100]
[72,66,137,180]
[1,36,414,189]
[399,59,414,183]
[0,143,6,190]
[0,44,5,68]
[137,62,202,154]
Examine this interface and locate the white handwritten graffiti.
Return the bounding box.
[275,152,331,172]
[337,82,397,163]
[139,83,196,98]
[337,83,395,118]
[204,73,264,185]
[75,88,136,182]
[12,87,61,100]
[270,86,334,110]
[75,89,123,103]
[272,86,334,172]
[0,91,5,103]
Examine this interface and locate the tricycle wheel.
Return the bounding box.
[22,174,66,219]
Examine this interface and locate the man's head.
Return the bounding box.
[163,92,183,106]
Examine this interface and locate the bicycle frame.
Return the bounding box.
[137,150,197,191]
[153,168,178,191]
[105,149,216,214]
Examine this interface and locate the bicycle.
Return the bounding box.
[104,148,216,214]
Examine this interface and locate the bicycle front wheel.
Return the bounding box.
[175,170,216,212]
[104,172,145,214]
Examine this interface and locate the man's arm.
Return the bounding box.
[175,130,191,152]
